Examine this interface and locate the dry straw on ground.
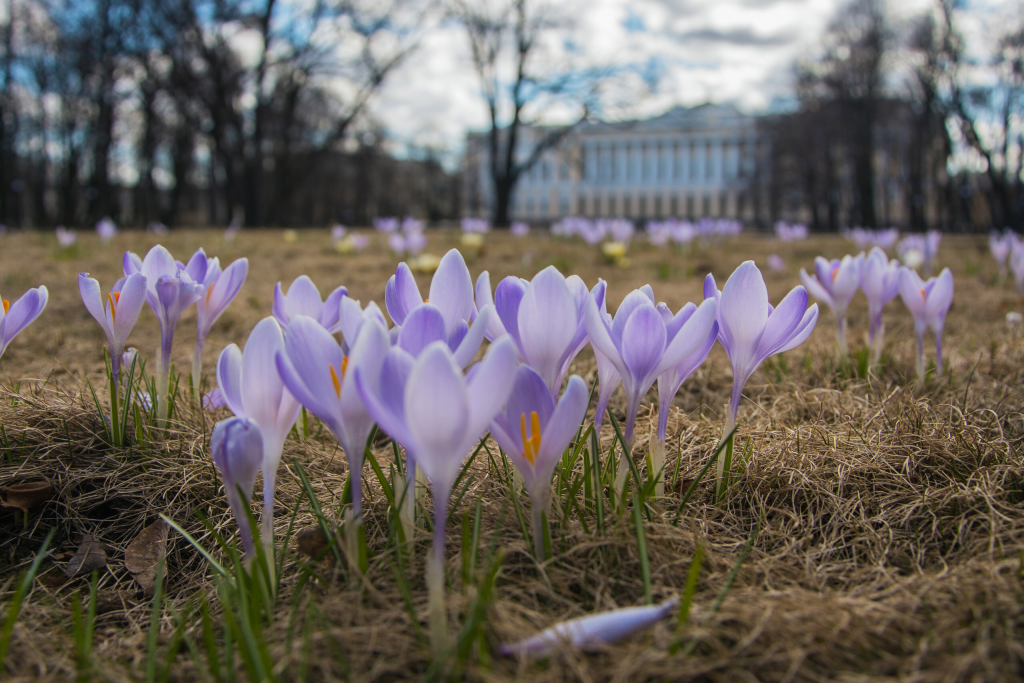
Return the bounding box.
[0,229,1022,681]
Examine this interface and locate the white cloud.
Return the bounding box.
[368,0,1019,167]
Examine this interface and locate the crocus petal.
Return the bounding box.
[385,262,423,326]
[398,304,448,356]
[718,261,769,372]
[277,275,323,323]
[774,305,819,354]
[518,267,578,391]
[185,248,208,283]
[453,305,491,368]
[898,267,927,317]
[652,297,718,378]
[321,285,348,333]
[494,276,527,351]
[111,273,148,351]
[339,317,391,453]
[611,290,657,346]
[278,316,344,426]
[240,318,290,434]
[1,287,47,353]
[619,304,667,387]
[799,269,832,307]
[79,274,112,339]
[216,344,246,417]
[429,249,475,336]
[754,286,810,359]
[584,292,628,380]
[404,342,470,486]
[464,337,518,445]
[925,268,954,331]
[533,374,589,477]
[475,271,508,340]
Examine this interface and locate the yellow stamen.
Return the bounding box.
[206,281,214,304]
[2,300,8,315]
[342,356,349,377]
[920,288,926,301]
[519,411,542,466]
[330,364,342,398]
[108,292,119,321]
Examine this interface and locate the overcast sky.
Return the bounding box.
[365,0,1020,164]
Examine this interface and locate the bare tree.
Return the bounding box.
[454,0,604,226]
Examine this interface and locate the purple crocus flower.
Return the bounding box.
[203,387,226,410]
[860,247,900,362]
[211,416,264,558]
[186,249,249,401]
[500,596,679,657]
[0,285,48,360]
[511,221,530,236]
[217,317,302,545]
[124,245,205,425]
[272,275,347,333]
[704,261,818,428]
[1011,242,1024,294]
[56,226,76,248]
[494,266,596,395]
[990,231,1013,279]
[79,272,147,386]
[799,253,861,356]
[355,338,516,652]
[96,217,117,242]
[337,296,389,353]
[898,266,954,377]
[274,315,391,541]
[584,287,718,451]
[652,300,718,493]
[489,366,589,558]
[386,248,474,340]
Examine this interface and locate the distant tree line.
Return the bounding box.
[0,0,460,229]
[767,0,1024,232]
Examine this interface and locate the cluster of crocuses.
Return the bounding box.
[773,221,809,241]
[842,226,901,250]
[800,246,954,373]
[202,247,820,653]
[990,229,1024,292]
[79,245,249,425]
[897,230,941,276]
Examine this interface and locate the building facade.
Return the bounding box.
[463,103,766,223]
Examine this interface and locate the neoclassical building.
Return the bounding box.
[463,103,766,223]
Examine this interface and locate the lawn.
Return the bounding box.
[0,227,1021,681]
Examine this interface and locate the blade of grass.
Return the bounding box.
[0,529,55,668]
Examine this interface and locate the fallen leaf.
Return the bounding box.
[40,575,68,589]
[296,527,328,559]
[1,480,53,511]
[675,478,696,494]
[64,535,107,578]
[124,518,169,591]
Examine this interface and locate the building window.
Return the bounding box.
[690,143,699,181]
[706,143,714,181]
[540,196,549,215]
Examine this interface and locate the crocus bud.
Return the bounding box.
[211,417,264,557]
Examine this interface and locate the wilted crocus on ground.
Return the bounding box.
[860,247,901,363]
[489,366,589,558]
[494,266,594,395]
[898,267,954,377]
[186,249,249,401]
[79,272,147,388]
[500,596,679,657]
[800,254,861,356]
[585,285,718,483]
[124,245,205,425]
[275,315,391,564]
[705,262,817,494]
[272,275,347,333]
[0,285,48,360]
[211,416,263,558]
[355,338,516,653]
[652,300,718,495]
[217,317,301,547]
[56,226,76,248]
[386,248,474,340]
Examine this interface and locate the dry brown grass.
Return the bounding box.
[1,228,1023,681]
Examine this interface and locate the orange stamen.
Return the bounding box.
[831,266,840,283]
[108,292,119,321]
[342,356,349,377]
[206,281,214,305]
[920,288,926,301]
[329,365,342,398]
[1,300,8,315]
[519,411,542,466]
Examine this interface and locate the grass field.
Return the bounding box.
[1,227,1022,681]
